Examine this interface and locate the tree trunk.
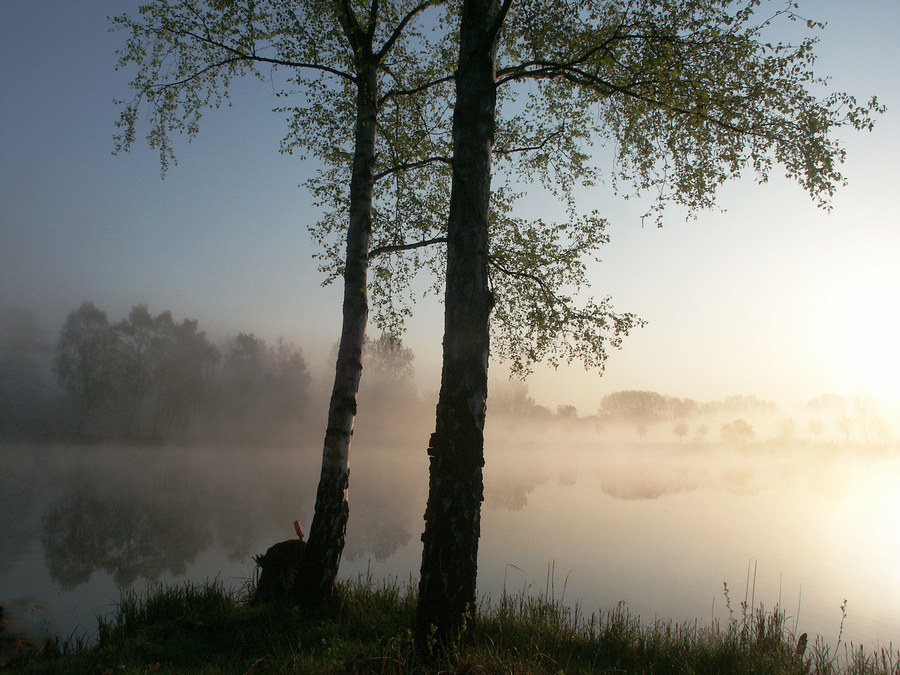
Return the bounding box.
[296,57,378,606]
[416,0,504,643]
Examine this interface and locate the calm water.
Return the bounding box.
[2,436,898,650]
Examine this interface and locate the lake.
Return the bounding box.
[1,430,898,652]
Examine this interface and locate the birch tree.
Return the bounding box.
[416,0,509,642]
[113,0,456,605]
[415,0,881,640]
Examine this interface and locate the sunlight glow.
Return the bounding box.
[832,279,900,402]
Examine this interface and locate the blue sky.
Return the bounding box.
[1,1,898,414]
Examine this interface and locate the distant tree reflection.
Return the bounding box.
[34,447,416,589]
[342,459,419,562]
[41,473,211,589]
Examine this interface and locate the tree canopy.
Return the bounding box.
[111,0,641,380]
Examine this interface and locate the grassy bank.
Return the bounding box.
[5,577,898,674]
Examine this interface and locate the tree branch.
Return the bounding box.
[379,73,455,106]
[500,54,758,138]
[335,0,363,55]
[366,0,380,42]
[489,255,560,307]
[375,0,443,63]
[493,127,566,156]
[147,55,246,91]
[157,25,356,82]
[374,156,452,181]
[368,236,448,260]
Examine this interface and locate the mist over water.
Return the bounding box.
[3,305,899,651]
[3,417,899,651]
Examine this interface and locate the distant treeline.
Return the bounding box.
[2,305,892,446]
[0,303,420,445]
[490,381,776,422]
[488,380,894,446]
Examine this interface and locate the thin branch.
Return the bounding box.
[148,55,245,91]
[158,25,356,82]
[493,127,566,156]
[489,255,559,306]
[375,0,443,63]
[379,73,454,106]
[556,66,755,136]
[374,156,452,181]
[495,20,627,85]
[500,54,758,137]
[368,236,447,260]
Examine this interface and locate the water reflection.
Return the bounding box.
[0,453,42,573]
[1,441,897,651]
[16,445,420,590]
[41,474,213,589]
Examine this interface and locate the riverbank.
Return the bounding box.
[5,577,898,674]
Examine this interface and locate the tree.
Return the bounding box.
[599,390,670,423]
[111,304,157,438]
[837,414,854,445]
[852,393,882,446]
[556,404,578,419]
[220,332,268,430]
[106,304,220,441]
[417,0,507,641]
[673,422,689,441]
[488,379,539,417]
[364,333,416,382]
[808,418,823,444]
[113,0,457,604]
[218,332,310,442]
[776,416,796,443]
[53,302,118,435]
[265,338,313,426]
[416,0,879,639]
[694,424,709,443]
[149,313,220,439]
[721,418,755,445]
[356,333,419,432]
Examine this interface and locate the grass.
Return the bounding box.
[5,575,899,674]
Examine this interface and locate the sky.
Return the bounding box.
[1,1,899,416]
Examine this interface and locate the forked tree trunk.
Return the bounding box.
[416,0,504,642]
[296,58,378,606]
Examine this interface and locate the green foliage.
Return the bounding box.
[111,1,638,378]
[112,0,882,383]
[500,0,883,221]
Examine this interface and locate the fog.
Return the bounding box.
[2,303,900,653]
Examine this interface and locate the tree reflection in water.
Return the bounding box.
[41,472,213,589]
[33,446,420,590]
